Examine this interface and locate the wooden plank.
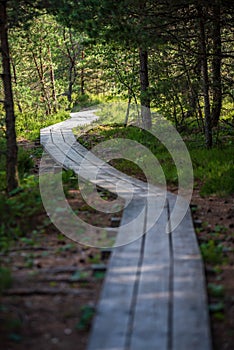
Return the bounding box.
[63,148,85,166]
[61,130,77,146]
[114,198,146,247]
[129,196,171,350]
[40,131,51,145]
[87,200,146,350]
[169,199,212,350]
[50,130,65,145]
[43,143,67,166]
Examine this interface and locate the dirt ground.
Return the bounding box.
[191,190,234,350]
[0,218,108,350]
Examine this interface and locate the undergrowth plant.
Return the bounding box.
[16,110,69,140]
[75,103,234,197]
[0,176,44,252]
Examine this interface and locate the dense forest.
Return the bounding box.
[0,1,234,349]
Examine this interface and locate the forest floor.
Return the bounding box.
[0,143,233,350]
[0,186,114,350]
[191,190,234,350]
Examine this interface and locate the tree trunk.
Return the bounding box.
[80,50,85,95]
[139,48,152,129]
[10,56,23,113]
[48,45,58,113]
[32,51,51,115]
[211,1,222,127]
[124,92,132,126]
[0,0,19,193]
[198,4,213,148]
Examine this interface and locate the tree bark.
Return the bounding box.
[32,50,52,115]
[48,45,58,113]
[211,1,222,127]
[80,50,85,95]
[198,4,213,148]
[0,0,19,193]
[10,56,23,113]
[139,48,152,129]
[63,28,79,104]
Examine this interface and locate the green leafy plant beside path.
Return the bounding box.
[75,122,234,197]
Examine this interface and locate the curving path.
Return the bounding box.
[40,109,212,350]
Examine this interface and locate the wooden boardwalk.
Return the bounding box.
[40,110,212,350]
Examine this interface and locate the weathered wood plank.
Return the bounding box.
[87,200,146,350]
[43,143,67,166]
[129,197,171,350]
[114,197,146,247]
[169,199,212,350]
[40,132,51,145]
[61,130,77,146]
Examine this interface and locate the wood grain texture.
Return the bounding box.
[168,198,212,350]
[129,198,170,350]
[87,200,145,350]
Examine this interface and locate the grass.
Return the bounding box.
[16,110,69,140]
[75,123,178,187]
[200,240,224,265]
[76,122,234,197]
[0,175,45,251]
[190,147,234,196]
[71,94,102,112]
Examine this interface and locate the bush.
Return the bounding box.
[18,148,34,179]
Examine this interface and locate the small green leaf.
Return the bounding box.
[208,283,224,298]
[209,302,224,313]
[70,271,81,281]
[213,312,225,321]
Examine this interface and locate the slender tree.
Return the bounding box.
[0,0,19,193]
[211,0,222,127]
[197,3,212,148]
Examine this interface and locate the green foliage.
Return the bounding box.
[72,94,101,112]
[76,305,95,331]
[208,283,225,298]
[77,122,179,187]
[96,102,139,125]
[0,175,44,251]
[55,243,76,254]
[16,111,69,140]
[0,267,12,295]
[200,240,224,265]
[77,99,234,196]
[17,147,34,179]
[209,302,225,313]
[0,141,35,189]
[88,253,101,264]
[191,147,234,196]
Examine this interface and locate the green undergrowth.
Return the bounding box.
[0,176,45,252]
[190,147,234,196]
[76,124,178,187]
[71,94,102,112]
[16,110,69,140]
[0,138,41,191]
[76,123,234,197]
